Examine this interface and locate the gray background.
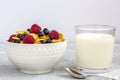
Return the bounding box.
[0,0,119,43]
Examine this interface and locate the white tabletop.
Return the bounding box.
[0,42,120,80]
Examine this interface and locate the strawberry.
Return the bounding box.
[48,30,59,39]
[8,34,16,42]
[30,24,41,34]
[23,35,34,44]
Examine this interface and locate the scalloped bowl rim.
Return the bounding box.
[4,39,67,46]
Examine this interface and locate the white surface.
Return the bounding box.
[0,0,120,43]
[0,42,120,80]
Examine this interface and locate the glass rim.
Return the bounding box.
[75,25,116,31]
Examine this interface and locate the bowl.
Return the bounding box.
[4,40,67,74]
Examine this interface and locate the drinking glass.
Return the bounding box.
[75,25,115,73]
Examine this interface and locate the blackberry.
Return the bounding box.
[43,28,49,35]
[38,30,43,37]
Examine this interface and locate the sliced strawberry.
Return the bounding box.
[23,35,34,44]
[48,30,59,39]
[8,34,16,42]
[30,24,41,34]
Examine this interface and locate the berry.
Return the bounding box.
[8,34,16,42]
[38,30,43,37]
[40,40,46,44]
[46,39,51,43]
[48,30,59,39]
[23,35,34,44]
[14,39,21,43]
[30,24,41,34]
[27,28,30,32]
[43,28,49,35]
[49,36,54,40]
[17,34,24,40]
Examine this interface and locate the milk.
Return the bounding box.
[76,33,114,69]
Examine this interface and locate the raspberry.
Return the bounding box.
[30,24,41,34]
[48,30,59,39]
[23,35,34,44]
[8,34,16,42]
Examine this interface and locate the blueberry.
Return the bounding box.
[43,28,49,35]
[40,40,46,44]
[17,34,24,40]
[38,30,43,37]
[27,28,30,32]
[14,39,21,43]
[49,36,54,40]
[46,39,51,43]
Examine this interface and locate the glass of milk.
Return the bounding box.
[75,25,115,73]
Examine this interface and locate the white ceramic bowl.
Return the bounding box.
[4,40,67,74]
